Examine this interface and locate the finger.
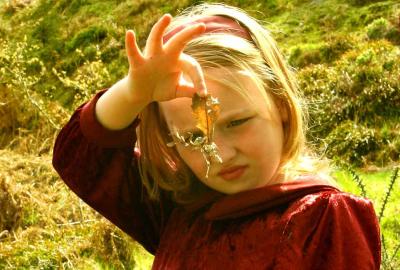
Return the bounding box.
[164,23,206,56]
[125,30,144,67]
[175,75,196,98]
[145,14,172,56]
[178,54,207,96]
[175,81,196,98]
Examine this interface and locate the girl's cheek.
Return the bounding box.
[176,146,206,174]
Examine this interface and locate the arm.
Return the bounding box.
[53,90,170,254]
[95,76,147,130]
[53,14,208,253]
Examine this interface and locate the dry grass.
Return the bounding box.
[0,149,153,269]
[0,35,153,268]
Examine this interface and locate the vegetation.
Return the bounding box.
[335,168,400,269]
[0,0,399,268]
[0,150,153,269]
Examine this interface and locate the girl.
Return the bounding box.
[53,3,381,269]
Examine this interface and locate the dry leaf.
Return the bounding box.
[167,93,222,178]
[191,93,220,141]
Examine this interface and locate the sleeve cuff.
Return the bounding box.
[79,89,140,148]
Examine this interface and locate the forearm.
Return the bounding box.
[95,77,148,130]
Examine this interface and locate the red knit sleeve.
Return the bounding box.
[52,90,173,254]
[274,191,381,270]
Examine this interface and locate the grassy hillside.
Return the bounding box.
[1,0,399,165]
[0,0,399,268]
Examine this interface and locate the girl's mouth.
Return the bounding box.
[218,165,248,180]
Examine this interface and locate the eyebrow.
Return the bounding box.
[177,108,255,134]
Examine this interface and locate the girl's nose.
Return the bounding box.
[213,134,237,163]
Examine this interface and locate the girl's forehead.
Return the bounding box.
[160,69,277,129]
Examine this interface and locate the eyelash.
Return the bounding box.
[227,117,252,128]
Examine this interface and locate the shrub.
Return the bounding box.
[366,18,390,39]
[0,37,68,153]
[299,40,400,166]
[385,27,400,44]
[288,45,322,68]
[66,25,108,52]
[355,48,374,64]
[31,14,61,46]
[320,35,355,62]
[366,17,400,44]
[288,35,355,68]
[53,47,112,109]
[348,0,381,6]
[324,121,382,166]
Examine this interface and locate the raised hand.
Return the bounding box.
[124,14,207,105]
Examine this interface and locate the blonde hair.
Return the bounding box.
[137,3,332,204]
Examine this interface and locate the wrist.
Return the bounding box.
[95,77,148,130]
[118,76,150,108]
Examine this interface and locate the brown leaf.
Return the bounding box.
[191,93,220,141]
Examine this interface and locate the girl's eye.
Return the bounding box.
[227,117,252,128]
[184,131,204,143]
[192,131,204,139]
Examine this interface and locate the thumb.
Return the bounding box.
[179,53,207,97]
[175,73,197,98]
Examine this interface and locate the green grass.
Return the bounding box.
[271,0,399,50]
[1,0,399,106]
[335,168,400,269]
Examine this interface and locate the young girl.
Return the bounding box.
[53,3,381,269]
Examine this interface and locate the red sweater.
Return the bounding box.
[53,91,381,270]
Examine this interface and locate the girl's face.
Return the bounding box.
[160,69,285,194]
